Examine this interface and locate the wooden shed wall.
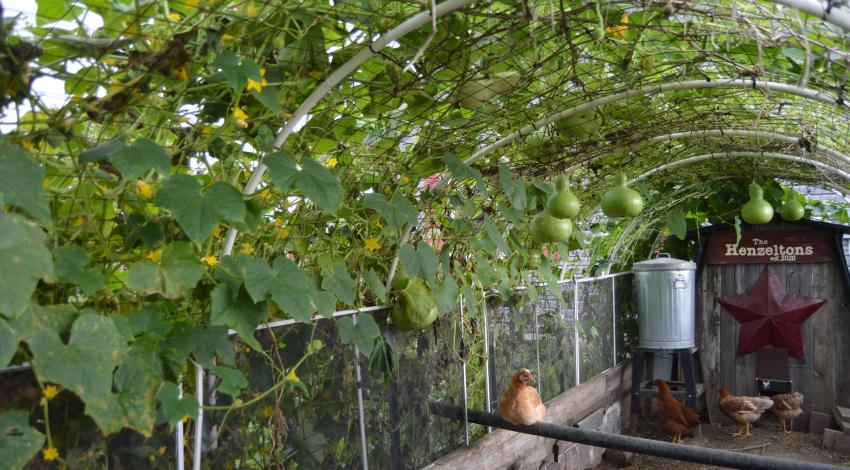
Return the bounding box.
[697,223,850,429]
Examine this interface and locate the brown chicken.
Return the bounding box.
[771,392,804,433]
[497,368,546,425]
[656,379,700,443]
[718,387,774,438]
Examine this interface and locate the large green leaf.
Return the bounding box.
[483,217,510,255]
[0,319,18,368]
[321,262,355,306]
[11,304,78,340]
[667,210,687,240]
[158,382,199,426]
[265,152,342,214]
[78,138,170,179]
[442,152,487,194]
[242,256,314,322]
[210,284,266,350]
[209,366,248,399]
[0,411,44,470]
[336,313,380,357]
[498,163,526,211]
[399,241,439,288]
[297,158,342,214]
[154,175,246,245]
[109,138,171,179]
[0,144,50,225]
[29,314,127,434]
[362,193,418,230]
[94,356,163,436]
[435,274,460,315]
[53,245,105,295]
[213,52,261,92]
[364,269,387,303]
[0,214,53,318]
[127,243,205,299]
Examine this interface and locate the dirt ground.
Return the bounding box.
[597,418,850,469]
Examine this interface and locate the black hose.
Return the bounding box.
[429,403,844,470]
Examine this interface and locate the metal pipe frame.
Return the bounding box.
[563,129,850,174]
[629,151,850,183]
[429,403,845,470]
[352,313,370,470]
[767,0,850,31]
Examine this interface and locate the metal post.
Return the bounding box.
[175,380,184,470]
[192,364,203,470]
[574,280,580,386]
[533,301,542,396]
[352,314,369,470]
[459,297,469,446]
[612,276,617,367]
[482,296,492,433]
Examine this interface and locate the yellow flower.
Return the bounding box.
[221,33,236,42]
[262,405,274,418]
[233,107,249,128]
[72,216,86,227]
[246,77,268,93]
[244,1,258,18]
[201,255,218,267]
[176,66,189,81]
[234,399,244,406]
[159,446,167,455]
[308,70,323,79]
[168,12,181,22]
[135,180,153,199]
[199,125,212,138]
[400,175,411,184]
[326,157,338,168]
[274,218,285,227]
[374,219,382,229]
[212,225,222,238]
[287,369,301,383]
[148,454,156,462]
[605,15,628,38]
[182,415,190,422]
[43,447,59,462]
[146,250,163,262]
[258,189,273,203]
[364,238,380,252]
[42,385,59,400]
[239,243,254,255]
[278,228,290,239]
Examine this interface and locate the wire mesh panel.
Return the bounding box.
[614,274,639,364]
[360,314,466,469]
[205,321,363,469]
[487,286,576,406]
[577,279,615,380]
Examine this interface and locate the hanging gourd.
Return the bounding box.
[779,190,805,222]
[547,174,581,219]
[530,210,573,244]
[555,109,602,140]
[741,182,774,224]
[390,270,438,331]
[601,172,644,218]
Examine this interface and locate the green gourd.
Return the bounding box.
[741,182,774,224]
[547,175,581,219]
[390,275,438,331]
[779,192,805,222]
[601,172,644,218]
[555,110,601,140]
[530,210,573,243]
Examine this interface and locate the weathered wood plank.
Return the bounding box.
[698,264,722,424]
[812,262,834,417]
[429,363,631,469]
[834,259,850,407]
[718,263,737,424]
[787,262,813,431]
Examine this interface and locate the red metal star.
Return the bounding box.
[717,266,825,362]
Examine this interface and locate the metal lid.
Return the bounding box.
[633,253,696,271]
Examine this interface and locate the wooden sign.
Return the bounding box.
[705,230,833,264]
